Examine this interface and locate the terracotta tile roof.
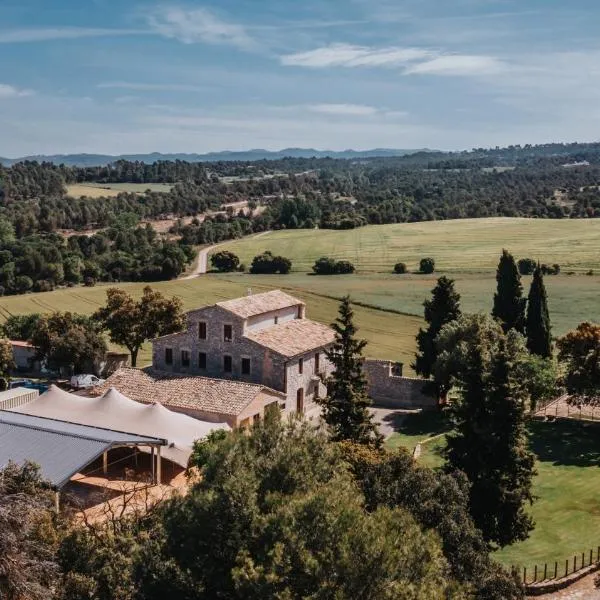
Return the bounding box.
[215,290,304,319]
[91,368,284,417]
[245,319,335,358]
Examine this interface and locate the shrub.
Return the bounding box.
[394,262,408,274]
[518,258,537,275]
[312,257,355,275]
[540,263,560,275]
[210,250,240,273]
[250,251,292,274]
[419,257,435,274]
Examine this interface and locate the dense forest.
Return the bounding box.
[0,141,598,294]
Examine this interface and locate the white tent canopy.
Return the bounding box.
[11,385,230,467]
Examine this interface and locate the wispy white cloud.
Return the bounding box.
[0,27,143,43]
[147,6,255,49]
[97,81,208,92]
[306,103,378,116]
[0,84,33,98]
[281,43,434,68]
[405,55,506,76]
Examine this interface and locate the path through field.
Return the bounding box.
[182,231,272,279]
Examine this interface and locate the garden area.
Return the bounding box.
[387,412,600,570]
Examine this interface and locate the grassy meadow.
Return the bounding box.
[66,182,173,198]
[387,416,600,570]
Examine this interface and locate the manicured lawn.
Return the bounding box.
[387,415,600,570]
[0,276,421,368]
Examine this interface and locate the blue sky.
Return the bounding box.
[1,0,599,156]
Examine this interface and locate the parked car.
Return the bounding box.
[70,374,105,389]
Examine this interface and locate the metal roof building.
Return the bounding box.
[0,410,166,490]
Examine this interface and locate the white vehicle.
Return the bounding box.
[70,374,105,390]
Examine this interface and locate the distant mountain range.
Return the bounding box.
[0,148,430,167]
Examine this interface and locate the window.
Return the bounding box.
[298,358,304,375]
[223,355,232,373]
[198,352,207,369]
[165,348,173,365]
[314,352,320,373]
[224,324,233,342]
[181,350,190,367]
[242,357,251,375]
[198,321,207,340]
[274,316,279,325]
[253,413,261,424]
[296,388,304,414]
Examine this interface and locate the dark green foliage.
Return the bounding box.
[540,263,560,275]
[249,250,291,274]
[2,313,41,340]
[437,316,536,547]
[312,256,355,274]
[30,312,107,374]
[419,257,435,274]
[133,415,458,599]
[557,322,600,403]
[493,249,526,334]
[393,262,407,274]
[343,443,524,599]
[517,258,536,276]
[318,297,382,446]
[210,250,240,272]
[414,276,461,380]
[526,267,552,358]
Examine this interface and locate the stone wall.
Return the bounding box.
[363,359,438,409]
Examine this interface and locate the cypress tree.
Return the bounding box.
[526,266,552,358]
[492,249,526,334]
[414,276,461,379]
[445,336,535,547]
[318,296,382,447]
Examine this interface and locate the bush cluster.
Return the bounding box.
[249,251,292,274]
[312,257,355,275]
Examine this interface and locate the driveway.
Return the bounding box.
[370,407,419,438]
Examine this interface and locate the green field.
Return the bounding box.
[387,417,600,570]
[67,182,173,197]
[0,277,420,367]
[217,218,600,273]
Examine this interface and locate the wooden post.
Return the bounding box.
[590,549,593,566]
[582,552,585,568]
[534,565,538,582]
[156,446,162,485]
[574,555,577,571]
[523,567,527,585]
[103,450,108,475]
[565,559,569,577]
[554,561,558,579]
[151,446,155,484]
[544,563,547,581]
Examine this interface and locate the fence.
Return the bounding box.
[513,546,600,585]
[535,394,600,422]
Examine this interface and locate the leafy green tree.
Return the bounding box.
[210,250,240,272]
[94,286,185,367]
[31,312,107,374]
[517,258,537,276]
[0,338,15,378]
[492,249,526,334]
[526,266,552,358]
[557,322,600,403]
[343,443,524,599]
[135,415,461,600]
[436,315,536,547]
[394,262,407,274]
[1,313,41,341]
[318,296,382,446]
[419,257,435,274]
[414,276,461,380]
[249,251,291,274]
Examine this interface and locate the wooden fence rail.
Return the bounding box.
[512,546,600,584]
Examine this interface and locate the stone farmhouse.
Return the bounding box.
[151,290,336,416]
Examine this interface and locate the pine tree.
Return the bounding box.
[492,249,526,334]
[526,266,552,358]
[445,337,535,548]
[318,296,382,446]
[414,276,461,378]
